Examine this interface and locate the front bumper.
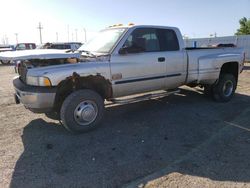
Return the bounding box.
[13,77,57,113]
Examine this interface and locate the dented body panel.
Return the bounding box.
[27,61,111,86]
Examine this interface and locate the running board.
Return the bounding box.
[108,89,180,105]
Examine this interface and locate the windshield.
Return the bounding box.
[78,28,126,53]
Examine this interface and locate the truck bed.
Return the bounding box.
[186,47,244,85]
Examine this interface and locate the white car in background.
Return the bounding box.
[0,43,36,64]
[37,42,83,51]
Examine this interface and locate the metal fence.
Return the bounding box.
[185,35,250,62]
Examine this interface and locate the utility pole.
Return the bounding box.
[5,35,8,44]
[67,25,69,42]
[75,29,78,42]
[14,33,18,44]
[37,22,43,44]
[2,36,6,44]
[56,32,58,42]
[83,28,87,43]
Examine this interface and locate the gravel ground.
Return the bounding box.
[0,64,250,188]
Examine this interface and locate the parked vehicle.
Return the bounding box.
[0,45,14,52]
[15,43,36,50]
[37,42,82,51]
[0,43,36,64]
[0,45,14,64]
[8,24,245,133]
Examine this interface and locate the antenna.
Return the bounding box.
[37,22,43,44]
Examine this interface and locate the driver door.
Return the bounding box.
[110,28,168,97]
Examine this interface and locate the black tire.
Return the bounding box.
[212,74,236,102]
[0,60,10,65]
[203,85,213,96]
[45,111,60,120]
[60,89,104,133]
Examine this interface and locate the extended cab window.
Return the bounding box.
[123,28,179,53]
[123,28,160,52]
[157,29,180,51]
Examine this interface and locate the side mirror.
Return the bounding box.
[118,47,128,55]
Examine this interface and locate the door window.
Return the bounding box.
[123,28,160,53]
[123,28,180,53]
[157,29,180,51]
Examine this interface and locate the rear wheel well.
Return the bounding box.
[53,73,112,112]
[220,62,239,82]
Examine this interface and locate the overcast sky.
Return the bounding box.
[0,0,249,44]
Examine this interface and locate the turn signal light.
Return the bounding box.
[43,77,52,86]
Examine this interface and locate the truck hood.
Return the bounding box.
[27,61,111,86]
[28,61,108,76]
[0,49,80,61]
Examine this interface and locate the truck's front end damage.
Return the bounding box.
[15,57,79,82]
[4,49,81,113]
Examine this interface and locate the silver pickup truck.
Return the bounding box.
[9,25,245,133]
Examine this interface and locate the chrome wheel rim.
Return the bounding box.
[1,60,9,64]
[223,80,234,97]
[74,100,98,126]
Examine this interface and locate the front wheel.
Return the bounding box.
[45,111,60,120]
[212,74,236,102]
[60,89,104,133]
[0,60,10,65]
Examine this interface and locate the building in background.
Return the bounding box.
[185,35,250,62]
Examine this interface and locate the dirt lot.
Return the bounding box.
[0,64,250,188]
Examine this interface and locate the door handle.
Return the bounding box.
[158,57,165,62]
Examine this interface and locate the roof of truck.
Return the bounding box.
[106,24,179,31]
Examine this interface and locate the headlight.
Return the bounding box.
[26,76,52,86]
[26,76,38,86]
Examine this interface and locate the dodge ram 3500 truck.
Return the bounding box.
[10,25,245,133]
